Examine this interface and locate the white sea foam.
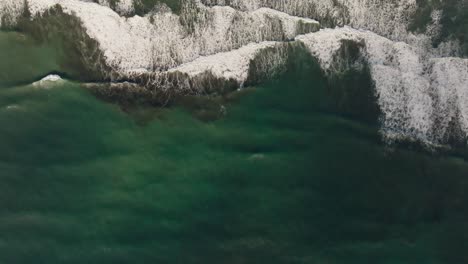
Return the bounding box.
[0,0,26,27]
[202,0,344,24]
[169,41,282,83]
[1,0,467,145]
[33,74,64,87]
[201,0,462,56]
[297,27,468,145]
[430,58,468,140]
[0,0,318,75]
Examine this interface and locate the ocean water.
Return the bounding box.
[1,30,468,264]
[0,31,60,87]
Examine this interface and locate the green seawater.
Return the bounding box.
[1,31,468,264]
[0,32,60,88]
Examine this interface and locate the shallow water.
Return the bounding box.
[1,31,468,264]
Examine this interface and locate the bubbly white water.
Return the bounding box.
[32,74,64,87]
[169,41,282,83]
[1,0,467,146]
[0,0,318,74]
[201,0,463,56]
[202,0,418,40]
[297,27,468,145]
[0,0,25,27]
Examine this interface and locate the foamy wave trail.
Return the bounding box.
[203,0,466,52]
[297,27,468,146]
[0,0,467,147]
[0,0,318,74]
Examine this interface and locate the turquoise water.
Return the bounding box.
[1,31,468,263]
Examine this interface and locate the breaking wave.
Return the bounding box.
[1,0,467,147]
